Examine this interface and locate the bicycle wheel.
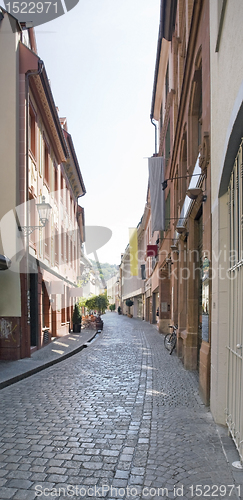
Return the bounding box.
[164,333,173,351]
[169,335,177,355]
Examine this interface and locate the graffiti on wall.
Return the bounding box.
[0,319,17,341]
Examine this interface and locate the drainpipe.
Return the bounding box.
[150,115,158,155]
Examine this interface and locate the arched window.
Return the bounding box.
[189,52,202,168]
[180,129,187,205]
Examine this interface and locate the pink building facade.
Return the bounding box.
[0,13,86,360]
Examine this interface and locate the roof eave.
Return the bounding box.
[150,0,178,120]
[38,67,68,159]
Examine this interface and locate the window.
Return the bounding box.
[61,229,64,262]
[61,286,66,324]
[29,193,36,245]
[227,140,243,461]
[66,288,70,322]
[198,91,202,148]
[160,100,163,132]
[190,66,202,166]
[44,141,49,185]
[180,131,187,202]
[165,191,170,231]
[174,169,179,215]
[54,165,58,200]
[55,228,59,265]
[44,224,50,259]
[228,145,243,268]
[42,281,50,328]
[70,196,73,220]
[61,174,65,203]
[165,119,170,165]
[66,234,69,263]
[39,126,43,176]
[141,264,146,280]
[165,62,169,99]
[73,243,76,265]
[29,105,36,156]
[70,239,73,266]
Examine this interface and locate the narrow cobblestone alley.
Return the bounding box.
[0,314,242,500]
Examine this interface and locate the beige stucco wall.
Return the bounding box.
[210,0,243,423]
[107,274,118,304]
[0,15,19,220]
[153,39,170,122]
[0,14,21,316]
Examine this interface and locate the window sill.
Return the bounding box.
[29,149,37,167]
[43,179,50,191]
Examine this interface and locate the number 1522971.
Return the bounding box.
[189,485,240,497]
[5,2,58,14]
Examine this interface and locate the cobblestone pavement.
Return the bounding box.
[0,314,243,499]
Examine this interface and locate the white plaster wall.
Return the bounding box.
[0,14,21,316]
[0,15,19,220]
[210,0,243,423]
[107,275,117,304]
[210,0,243,203]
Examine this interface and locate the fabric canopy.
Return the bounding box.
[148,156,165,234]
[129,227,138,276]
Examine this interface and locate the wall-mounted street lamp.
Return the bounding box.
[170,238,179,253]
[162,172,202,191]
[186,187,207,202]
[18,196,52,237]
[176,225,187,235]
[0,255,11,270]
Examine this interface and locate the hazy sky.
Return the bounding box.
[36,0,160,265]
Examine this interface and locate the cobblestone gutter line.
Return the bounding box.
[143,325,241,500]
[0,315,242,500]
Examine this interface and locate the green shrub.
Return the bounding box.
[72,303,81,324]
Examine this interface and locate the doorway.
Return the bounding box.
[30,273,38,347]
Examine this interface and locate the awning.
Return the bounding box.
[146,245,158,258]
[148,156,165,234]
[176,154,203,234]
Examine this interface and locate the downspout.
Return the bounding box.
[24,59,43,340]
[150,116,158,155]
[26,59,44,218]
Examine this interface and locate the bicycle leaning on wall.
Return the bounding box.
[164,325,178,355]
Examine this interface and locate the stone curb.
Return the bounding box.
[0,330,98,390]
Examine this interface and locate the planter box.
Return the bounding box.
[95,320,103,330]
[73,323,81,333]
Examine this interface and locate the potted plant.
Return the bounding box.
[118,306,122,315]
[72,303,82,333]
[95,313,103,331]
[126,299,133,318]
